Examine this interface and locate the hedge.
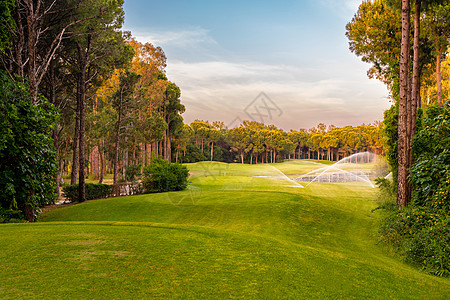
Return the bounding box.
[62,183,112,203]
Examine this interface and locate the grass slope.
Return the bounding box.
[1,161,449,299]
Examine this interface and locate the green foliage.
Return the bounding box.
[0,0,15,51]
[0,71,58,221]
[410,102,450,210]
[345,0,402,88]
[62,183,112,203]
[125,165,141,183]
[382,104,398,189]
[380,102,450,277]
[380,207,449,276]
[182,144,207,163]
[0,207,24,223]
[374,177,397,211]
[142,159,189,192]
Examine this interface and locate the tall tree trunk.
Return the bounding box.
[25,0,38,103]
[78,71,86,203]
[99,141,104,184]
[167,135,171,163]
[123,149,128,180]
[163,105,168,161]
[397,0,412,209]
[146,144,151,165]
[411,0,421,138]
[141,144,145,171]
[210,142,214,161]
[436,47,443,106]
[408,0,421,195]
[71,99,80,185]
[53,128,61,199]
[113,90,123,185]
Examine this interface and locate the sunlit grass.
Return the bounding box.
[1,161,449,299]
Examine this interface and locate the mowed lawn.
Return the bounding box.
[1,161,449,299]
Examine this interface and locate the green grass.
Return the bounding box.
[1,161,449,299]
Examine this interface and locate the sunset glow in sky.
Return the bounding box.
[123,0,391,130]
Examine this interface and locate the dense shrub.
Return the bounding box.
[380,102,450,277]
[0,71,58,222]
[125,165,141,183]
[142,159,189,192]
[180,144,207,163]
[63,183,112,203]
[0,207,25,223]
[380,206,449,276]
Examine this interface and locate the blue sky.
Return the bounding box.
[123,0,390,130]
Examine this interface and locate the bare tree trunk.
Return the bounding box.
[397,0,412,209]
[25,0,38,103]
[53,128,61,199]
[436,47,443,106]
[24,201,35,222]
[210,142,214,161]
[167,135,171,163]
[71,103,80,185]
[99,141,104,184]
[113,90,123,185]
[411,0,421,139]
[78,71,86,202]
[123,149,128,180]
[141,144,145,171]
[146,144,151,165]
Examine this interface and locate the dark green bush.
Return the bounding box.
[0,207,25,223]
[63,183,112,203]
[125,165,141,183]
[380,207,449,276]
[0,71,58,221]
[380,102,450,277]
[142,159,189,192]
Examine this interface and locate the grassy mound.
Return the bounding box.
[1,161,449,299]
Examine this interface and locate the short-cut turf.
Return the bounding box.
[1,161,449,299]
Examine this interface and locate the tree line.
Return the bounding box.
[174,120,384,164]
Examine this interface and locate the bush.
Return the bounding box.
[0,207,25,223]
[380,207,449,276]
[380,102,450,277]
[63,183,112,203]
[0,71,58,221]
[142,159,189,192]
[125,165,141,183]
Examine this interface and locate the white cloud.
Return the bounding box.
[165,59,390,129]
[133,27,217,48]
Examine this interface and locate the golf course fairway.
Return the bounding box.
[1,161,449,299]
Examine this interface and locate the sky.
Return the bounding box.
[122,0,391,130]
